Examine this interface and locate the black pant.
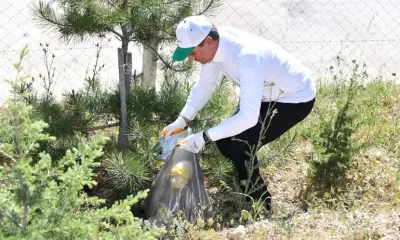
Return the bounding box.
[215,98,315,207]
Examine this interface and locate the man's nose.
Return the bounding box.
[188,55,195,62]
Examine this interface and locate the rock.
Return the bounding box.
[248,219,270,234]
[228,225,246,240]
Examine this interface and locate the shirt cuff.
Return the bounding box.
[206,126,226,142]
[180,105,198,121]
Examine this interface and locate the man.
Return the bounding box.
[161,15,316,210]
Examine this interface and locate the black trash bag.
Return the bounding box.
[145,129,212,226]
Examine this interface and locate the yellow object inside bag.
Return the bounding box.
[167,161,191,189]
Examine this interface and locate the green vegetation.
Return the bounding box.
[1,47,399,239]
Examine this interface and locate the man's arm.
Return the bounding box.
[180,62,221,121]
[206,54,267,141]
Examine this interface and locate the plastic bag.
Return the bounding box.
[145,128,212,226]
[153,129,187,161]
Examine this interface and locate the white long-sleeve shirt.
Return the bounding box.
[180,26,316,142]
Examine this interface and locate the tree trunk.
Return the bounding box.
[125,52,132,94]
[141,40,159,89]
[118,47,128,150]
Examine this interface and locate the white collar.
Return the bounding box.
[211,37,224,63]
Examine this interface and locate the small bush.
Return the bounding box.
[308,61,366,194]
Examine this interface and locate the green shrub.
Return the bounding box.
[0,47,166,239]
[308,61,366,193]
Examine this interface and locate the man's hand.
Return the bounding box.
[177,131,205,153]
[160,116,188,138]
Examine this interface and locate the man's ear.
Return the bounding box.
[205,36,213,46]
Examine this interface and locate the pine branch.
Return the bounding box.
[148,119,170,124]
[197,106,222,122]
[79,122,120,133]
[0,150,17,163]
[0,209,23,230]
[140,41,192,72]
[104,151,152,195]
[33,1,125,43]
[108,28,123,39]
[35,3,67,28]
[196,0,220,15]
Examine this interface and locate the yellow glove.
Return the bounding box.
[160,116,187,138]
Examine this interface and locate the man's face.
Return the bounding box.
[188,37,217,64]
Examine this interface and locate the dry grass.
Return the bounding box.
[187,144,400,240]
[190,207,399,239]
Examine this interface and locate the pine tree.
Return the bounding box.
[32,0,222,151]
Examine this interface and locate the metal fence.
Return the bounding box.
[1,0,400,105]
